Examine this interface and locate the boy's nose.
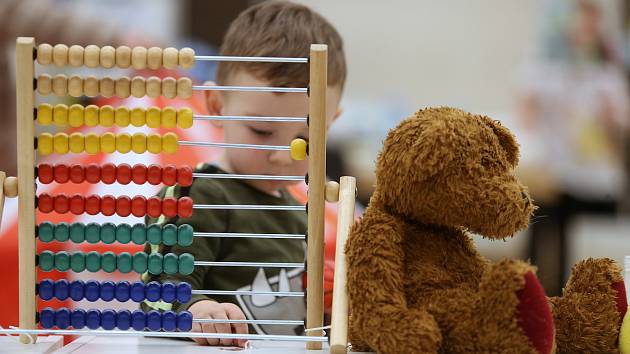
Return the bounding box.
[268,149,293,166]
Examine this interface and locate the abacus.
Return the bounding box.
[0,37,356,353]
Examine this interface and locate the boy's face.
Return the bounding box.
[206,71,342,195]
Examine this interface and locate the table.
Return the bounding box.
[0,335,63,353]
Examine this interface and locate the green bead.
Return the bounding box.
[70,252,85,272]
[148,253,163,275]
[163,253,178,275]
[116,224,132,244]
[85,222,100,244]
[162,224,177,246]
[177,224,194,247]
[101,251,117,273]
[54,251,70,271]
[146,224,162,245]
[69,223,85,243]
[131,223,146,245]
[117,252,132,273]
[54,222,70,242]
[178,253,194,275]
[85,251,101,272]
[38,250,55,271]
[38,222,54,243]
[133,252,148,274]
[100,222,116,244]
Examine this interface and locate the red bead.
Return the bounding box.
[37,193,54,213]
[146,164,162,185]
[177,197,193,218]
[131,196,147,217]
[53,164,70,184]
[69,164,85,183]
[101,163,116,184]
[162,197,178,218]
[69,194,85,215]
[38,164,54,184]
[116,196,132,217]
[117,163,132,185]
[101,195,116,216]
[146,197,162,218]
[177,166,193,187]
[162,165,177,186]
[54,194,70,214]
[85,195,101,215]
[132,164,147,185]
[85,164,101,184]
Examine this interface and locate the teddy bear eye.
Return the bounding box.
[494,120,502,126]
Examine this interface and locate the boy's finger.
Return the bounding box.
[191,322,210,346]
[224,303,248,347]
[210,309,234,346]
[201,322,220,346]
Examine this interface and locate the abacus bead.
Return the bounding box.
[131,46,147,70]
[102,252,117,273]
[162,132,178,153]
[162,224,178,246]
[146,133,162,154]
[101,195,116,216]
[146,224,162,245]
[162,106,177,127]
[133,252,148,273]
[146,107,161,128]
[115,106,130,127]
[103,311,117,329]
[40,308,55,329]
[55,308,71,329]
[69,164,85,183]
[84,105,99,126]
[70,251,86,272]
[52,44,68,67]
[147,47,162,69]
[53,133,69,154]
[178,224,194,247]
[178,253,194,275]
[161,282,176,303]
[37,74,52,95]
[37,193,54,213]
[85,133,100,154]
[162,311,177,332]
[115,77,131,98]
[131,133,147,154]
[54,193,70,214]
[131,196,147,218]
[116,163,132,184]
[147,197,162,218]
[71,309,86,329]
[131,76,146,98]
[69,222,85,243]
[38,133,53,155]
[179,48,195,69]
[116,224,132,244]
[54,251,70,271]
[162,77,177,99]
[68,76,83,98]
[85,195,101,216]
[85,222,100,243]
[132,164,147,184]
[85,164,100,183]
[84,45,100,68]
[39,251,55,271]
[100,222,116,244]
[146,76,161,98]
[116,46,131,68]
[38,222,54,242]
[147,164,162,185]
[52,74,68,96]
[83,76,99,97]
[130,107,145,127]
[68,45,84,67]
[130,281,145,302]
[176,282,192,303]
[54,222,70,242]
[162,165,177,186]
[38,163,53,184]
[100,77,115,98]
[100,132,116,154]
[131,310,146,331]
[162,197,178,218]
[100,105,115,127]
[100,280,116,301]
[54,279,69,301]
[85,251,101,272]
[68,104,84,127]
[290,138,307,160]
[147,253,163,275]
[38,279,54,300]
[69,195,85,215]
[37,103,53,125]
[177,311,193,332]
[163,253,178,275]
[85,280,100,302]
[37,44,53,65]
[117,310,132,330]
[177,77,193,99]
[163,47,178,69]
[100,46,116,69]
[117,252,133,274]
[147,311,162,332]
[177,107,193,129]
[116,196,132,217]
[69,280,85,301]
[101,163,116,184]
[131,224,146,245]
[177,166,193,187]
[116,133,132,154]
[145,281,161,302]
[53,163,69,183]
[178,197,193,218]
[53,104,69,126]
[86,309,101,330]
[69,133,85,154]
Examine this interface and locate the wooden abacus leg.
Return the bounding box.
[16,37,37,344]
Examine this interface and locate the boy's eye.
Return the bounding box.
[249,127,273,136]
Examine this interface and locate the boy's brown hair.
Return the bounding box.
[217,1,346,90]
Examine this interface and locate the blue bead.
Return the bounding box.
[176,282,192,303]
[85,280,100,302]
[71,309,86,329]
[115,281,131,302]
[161,282,176,303]
[117,310,131,330]
[145,281,161,302]
[55,307,70,329]
[39,307,55,329]
[69,280,85,301]
[177,311,193,332]
[130,281,145,302]
[86,309,101,330]
[101,309,117,330]
[131,310,146,331]
[101,281,116,302]
[162,310,177,332]
[53,279,69,301]
[146,310,161,331]
[38,279,54,301]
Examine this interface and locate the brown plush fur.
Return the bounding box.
[346,107,624,354]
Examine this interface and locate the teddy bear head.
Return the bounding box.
[373,107,535,239]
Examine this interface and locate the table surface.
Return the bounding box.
[0,335,63,354]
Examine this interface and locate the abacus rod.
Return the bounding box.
[193,114,307,123]
[194,232,305,239]
[194,261,304,268]
[178,141,290,151]
[193,319,304,325]
[195,55,308,63]
[192,85,307,93]
[192,172,304,181]
[192,290,303,297]
[193,204,305,211]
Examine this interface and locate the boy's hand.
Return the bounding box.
[189,300,248,347]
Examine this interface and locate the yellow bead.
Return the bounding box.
[100,132,116,154]
[84,133,100,154]
[131,133,147,154]
[290,138,307,160]
[161,106,177,128]
[69,132,85,153]
[177,107,193,129]
[53,133,69,154]
[68,104,84,128]
[130,108,146,127]
[115,106,130,127]
[146,107,161,128]
[84,105,100,127]
[116,133,132,153]
[146,133,162,154]
[162,132,178,153]
[99,105,115,127]
[37,103,53,125]
[53,104,68,126]
[37,133,53,155]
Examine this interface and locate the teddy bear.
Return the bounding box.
[345,107,628,354]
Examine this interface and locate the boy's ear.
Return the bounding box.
[333,107,343,121]
[204,80,224,128]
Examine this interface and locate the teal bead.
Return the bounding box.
[54,251,70,271]
[131,223,146,245]
[177,224,193,247]
[116,224,132,244]
[117,252,132,273]
[133,252,148,274]
[101,251,117,273]
[163,253,178,275]
[69,223,85,243]
[70,251,85,272]
[38,222,55,243]
[54,222,70,242]
[148,253,163,275]
[178,253,194,275]
[38,250,55,271]
[100,222,116,244]
[85,251,101,272]
[146,224,161,245]
[162,224,177,246]
[85,222,100,244]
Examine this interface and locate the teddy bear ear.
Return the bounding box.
[490,120,519,167]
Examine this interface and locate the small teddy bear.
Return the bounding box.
[346,107,627,354]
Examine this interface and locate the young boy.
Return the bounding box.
[141,1,346,347]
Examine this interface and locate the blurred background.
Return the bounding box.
[0,0,628,325]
